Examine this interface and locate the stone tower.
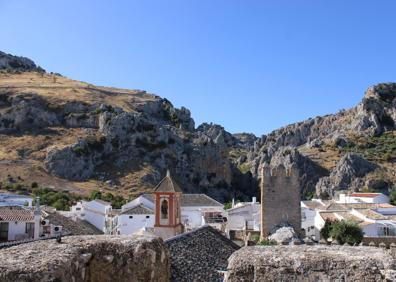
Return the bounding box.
[154,170,184,239]
[260,163,301,241]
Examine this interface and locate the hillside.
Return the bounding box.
[0,51,395,204]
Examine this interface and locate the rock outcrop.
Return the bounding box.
[315,153,377,198]
[0,51,44,72]
[268,226,300,244]
[0,51,395,201]
[244,83,396,199]
[0,235,169,282]
[225,245,396,281]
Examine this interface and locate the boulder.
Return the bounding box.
[268,226,300,244]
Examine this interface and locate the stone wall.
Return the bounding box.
[0,235,169,282]
[260,164,301,238]
[225,245,396,281]
[362,237,396,248]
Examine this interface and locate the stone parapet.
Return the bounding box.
[0,235,169,282]
[225,245,396,281]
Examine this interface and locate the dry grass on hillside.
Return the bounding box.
[0,72,157,112]
[0,72,161,198]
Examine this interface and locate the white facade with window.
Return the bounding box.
[115,213,155,235]
[226,198,260,234]
[0,206,41,241]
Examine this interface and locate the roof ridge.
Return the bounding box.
[165,225,240,250]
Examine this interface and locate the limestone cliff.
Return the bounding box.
[0,51,395,202]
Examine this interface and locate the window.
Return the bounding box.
[0,222,9,241]
[129,216,133,219]
[76,208,81,211]
[25,222,35,238]
[378,226,396,237]
[161,199,168,219]
[146,216,150,219]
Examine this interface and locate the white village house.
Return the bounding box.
[111,192,224,235]
[70,172,225,236]
[337,193,390,204]
[226,197,260,237]
[302,193,396,240]
[81,199,113,233]
[0,193,33,207]
[0,203,40,241]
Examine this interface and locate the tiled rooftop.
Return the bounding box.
[121,204,154,215]
[350,193,382,198]
[0,206,34,221]
[355,209,388,220]
[302,200,326,210]
[141,193,223,207]
[43,208,103,235]
[165,226,239,282]
[154,172,182,193]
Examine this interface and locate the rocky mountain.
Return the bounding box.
[0,51,395,202]
[244,83,396,198]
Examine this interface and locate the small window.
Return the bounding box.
[76,207,81,211]
[129,216,133,219]
[146,216,150,219]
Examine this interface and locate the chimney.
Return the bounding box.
[33,197,41,240]
[252,197,256,204]
[231,198,235,208]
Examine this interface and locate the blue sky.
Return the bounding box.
[1,1,395,136]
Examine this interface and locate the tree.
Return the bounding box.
[90,190,102,200]
[320,219,333,241]
[223,202,232,210]
[390,186,396,206]
[330,220,363,245]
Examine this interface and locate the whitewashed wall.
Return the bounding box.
[116,214,155,235]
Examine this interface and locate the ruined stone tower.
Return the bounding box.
[260,163,301,240]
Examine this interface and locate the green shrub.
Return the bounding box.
[320,219,333,241]
[303,191,315,200]
[250,234,260,243]
[237,163,251,174]
[389,186,396,206]
[329,220,363,245]
[259,239,277,246]
[223,202,232,210]
[73,145,88,156]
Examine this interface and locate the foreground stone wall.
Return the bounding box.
[225,245,396,281]
[0,235,169,282]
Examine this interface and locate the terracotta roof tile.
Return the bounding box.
[141,193,223,207]
[350,193,382,198]
[165,226,239,281]
[154,173,182,193]
[0,206,34,221]
[121,204,154,215]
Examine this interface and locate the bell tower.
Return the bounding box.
[154,170,183,239]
